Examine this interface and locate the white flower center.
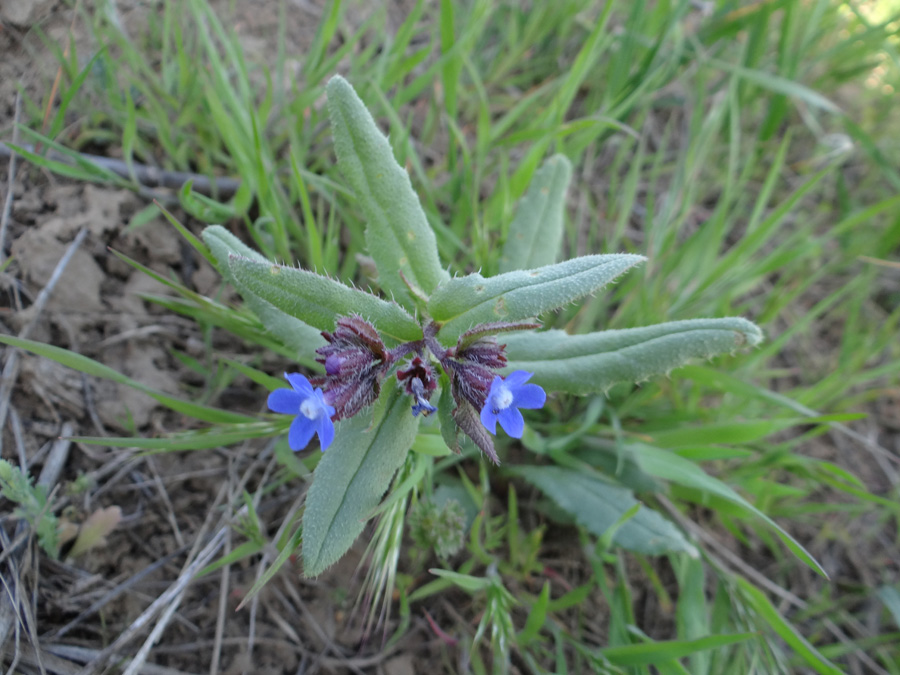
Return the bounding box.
[300,398,321,420]
[493,385,514,411]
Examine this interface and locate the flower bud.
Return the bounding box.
[445,359,495,411]
[455,336,507,369]
[312,315,391,420]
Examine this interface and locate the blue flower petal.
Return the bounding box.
[512,383,546,409]
[312,388,336,419]
[497,406,525,438]
[317,416,335,451]
[479,371,545,438]
[288,414,318,451]
[268,388,303,414]
[503,370,533,387]
[412,400,438,417]
[480,402,499,434]
[285,372,315,396]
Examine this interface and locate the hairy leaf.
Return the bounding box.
[456,321,541,352]
[326,75,447,308]
[429,254,645,344]
[203,225,325,360]
[302,387,419,577]
[504,318,763,395]
[452,398,498,465]
[229,256,422,342]
[499,154,572,272]
[437,376,461,455]
[510,465,696,556]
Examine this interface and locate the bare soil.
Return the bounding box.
[0,3,440,673]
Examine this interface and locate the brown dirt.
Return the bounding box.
[0,3,444,673]
[1,2,898,675]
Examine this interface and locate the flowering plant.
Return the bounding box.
[201,76,762,576]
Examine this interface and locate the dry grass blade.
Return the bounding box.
[120,527,228,675]
[49,545,191,641]
[69,473,233,675]
[69,526,227,675]
[45,643,197,674]
[209,525,230,675]
[39,3,80,146]
[146,458,185,549]
[0,93,22,264]
[37,423,75,492]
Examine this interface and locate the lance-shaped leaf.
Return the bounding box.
[428,254,645,343]
[499,154,572,273]
[228,256,422,342]
[203,225,326,360]
[436,375,461,455]
[452,399,499,465]
[326,75,448,308]
[509,466,697,556]
[503,318,763,395]
[302,388,419,577]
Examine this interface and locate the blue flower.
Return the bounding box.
[480,370,546,438]
[411,396,437,417]
[268,373,336,451]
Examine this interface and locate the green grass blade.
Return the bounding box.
[0,335,253,424]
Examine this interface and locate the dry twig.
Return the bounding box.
[0,142,242,199]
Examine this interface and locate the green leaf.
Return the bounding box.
[735,577,843,675]
[649,419,807,448]
[509,466,697,556]
[179,180,235,222]
[429,568,492,593]
[518,581,551,646]
[219,357,285,392]
[326,75,447,308]
[546,583,593,612]
[598,633,755,667]
[710,59,841,113]
[499,154,572,273]
[634,442,827,577]
[436,376,461,454]
[877,586,900,630]
[156,202,216,266]
[410,433,452,457]
[504,318,763,395]
[72,421,282,452]
[302,387,420,577]
[429,254,645,344]
[202,225,325,362]
[198,540,264,579]
[0,335,252,425]
[239,525,304,609]
[229,256,423,342]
